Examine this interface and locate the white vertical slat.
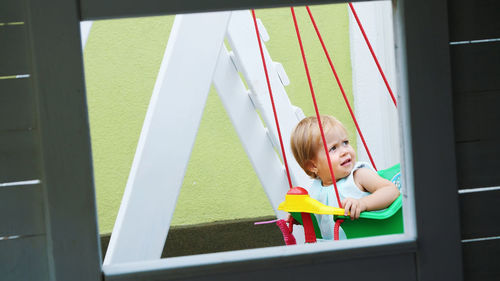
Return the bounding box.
[104,11,231,265]
[213,45,289,218]
[226,10,311,190]
[349,2,400,170]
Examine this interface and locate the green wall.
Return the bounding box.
[83,4,355,234]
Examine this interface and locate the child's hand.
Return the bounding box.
[341,198,367,220]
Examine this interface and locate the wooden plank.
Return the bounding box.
[462,239,500,281]
[104,12,231,265]
[213,44,290,217]
[456,141,500,189]
[25,0,102,280]
[0,130,38,183]
[0,25,30,76]
[104,241,417,281]
[0,235,49,281]
[80,0,356,20]
[0,0,25,23]
[450,42,500,94]
[0,184,44,237]
[448,0,500,42]
[451,35,500,189]
[395,0,463,280]
[459,189,500,239]
[453,91,500,143]
[0,77,35,131]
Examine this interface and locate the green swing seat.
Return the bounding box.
[289,164,403,240]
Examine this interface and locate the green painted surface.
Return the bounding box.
[83,4,355,233]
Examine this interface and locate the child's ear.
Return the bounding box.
[305,160,317,175]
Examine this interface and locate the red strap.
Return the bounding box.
[290,7,342,207]
[276,219,297,245]
[301,213,317,243]
[305,6,378,171]
[287,216,295,233]
[251,10,294,190]
[348,3,397,108]
[334,219,344,240]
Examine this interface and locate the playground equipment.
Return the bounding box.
[95,5,399,264]
[250,6,402,243]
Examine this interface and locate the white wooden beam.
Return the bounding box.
[349,2,400,170]
[104,11,231,265]
[213,44,290,218]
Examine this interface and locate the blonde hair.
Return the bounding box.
[290,115,347,178]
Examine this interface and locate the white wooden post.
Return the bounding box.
[349,2,400,169]
[104,11,231,265]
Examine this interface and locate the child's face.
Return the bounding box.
[310,127,356,186]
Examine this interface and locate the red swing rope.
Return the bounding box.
[290,7,342,209]
[291,7,345,240]
[348,3,397,108]
[253,7,390,240]
[305,6,378,171]
[251,9,294,190]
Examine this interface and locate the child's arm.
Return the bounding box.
[342,168,400,220]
